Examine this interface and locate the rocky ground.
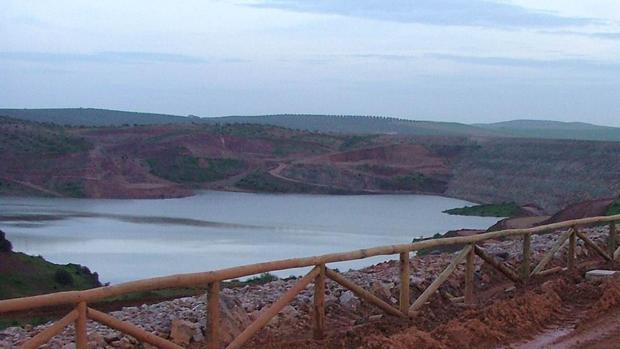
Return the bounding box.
[0,225,617,349]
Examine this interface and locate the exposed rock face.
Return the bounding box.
[0,226,611,348]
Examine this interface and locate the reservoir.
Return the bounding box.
[0,192,500,284]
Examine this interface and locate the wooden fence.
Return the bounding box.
[2,214,620,349]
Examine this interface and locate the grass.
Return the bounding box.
[0,253,101,301]
[0,316,51,331]
[443,202,522,217]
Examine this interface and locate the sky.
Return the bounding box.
[1,0,620,125]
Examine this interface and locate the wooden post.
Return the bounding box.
[399,252,410,315]
[207,281,221,349]
[609,223,617,261]
[521,233,531,281]
[464,244,475,305]
[313,264,325,340]
[568,229,576,271]
[75,301,88,349]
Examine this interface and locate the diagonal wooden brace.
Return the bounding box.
[532,229,572,275]
[408,245,473,314]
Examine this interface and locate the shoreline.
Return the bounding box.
[0,188,489,207]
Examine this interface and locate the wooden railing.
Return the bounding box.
[2,214,620,349]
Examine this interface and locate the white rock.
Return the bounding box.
[586,269,618,281]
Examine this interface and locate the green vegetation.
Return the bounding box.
[0,316,51,331]
[607,198,620,216]
[339,135,378,151]
[0,253,100,300]
[443,202,522,217]
[391,174,433,189]
[210,123,274,138]
[0,231,100,329]
[147,155,246,183]
[236,170,316,193]
[53,269,74,286]
[242,272,279,285]
[379,173,446,192]
[412,233,450,256]
[0,127,91,156]
[54,181,86,197]
[355,164,399,176]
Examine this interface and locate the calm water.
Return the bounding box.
[0,192,499,284]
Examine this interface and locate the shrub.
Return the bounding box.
[54,269,74,286]
[0,230,12,252]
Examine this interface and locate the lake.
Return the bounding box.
[0,192,499,284]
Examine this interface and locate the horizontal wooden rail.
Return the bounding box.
[1,214,619,314]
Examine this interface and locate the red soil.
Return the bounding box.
[246,269,620,349]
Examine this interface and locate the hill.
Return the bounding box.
[475,119,620,142]
[3,108,620,142]
[0,230,100,302]
[0,109,496,137]
[2,117,620,211]
[201,114,498,137]
[0,108,196,126]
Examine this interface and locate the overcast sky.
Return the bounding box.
[2,1,620,125]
